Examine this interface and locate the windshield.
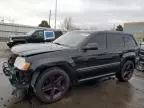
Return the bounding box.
[53,31,90,47]
[26,30,36,35]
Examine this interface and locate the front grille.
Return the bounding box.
[8,54,18,67]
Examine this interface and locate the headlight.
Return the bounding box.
[14,57,31,72]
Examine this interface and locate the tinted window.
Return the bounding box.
[54,31,63,39]
[33,30,44,38]
[107,33,124,49]
[88,33,106,49]
[125,35,137,48]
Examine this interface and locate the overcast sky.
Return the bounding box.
[0,0,144,28]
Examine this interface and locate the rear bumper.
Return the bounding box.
[2,62,29,89]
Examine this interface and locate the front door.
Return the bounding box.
[76,32,114,81]
[27,30,44,43]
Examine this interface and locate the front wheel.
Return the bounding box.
[116,61,135,82]
[35,67,70,104]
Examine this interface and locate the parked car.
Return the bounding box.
[6,29,63,48]
[136,42,144,71]
[3,30,138,103]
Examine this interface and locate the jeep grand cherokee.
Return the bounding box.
[3,30,138,103]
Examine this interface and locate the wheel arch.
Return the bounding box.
[31,62,76,92]
[121,55,136,67]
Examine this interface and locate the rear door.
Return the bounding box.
[124,34,138,61]
[106,32,125,72]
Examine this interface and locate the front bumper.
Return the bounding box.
[6,42,13,48]
[2,62,29,89]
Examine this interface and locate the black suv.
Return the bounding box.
[3,31,138,103]
[7,29,63,48]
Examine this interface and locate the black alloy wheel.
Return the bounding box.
[116,61,134,81]
[35,67,70,103]
[122,62,134,80]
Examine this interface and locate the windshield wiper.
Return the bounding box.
[54,42,62,45]
[54,42,69,47]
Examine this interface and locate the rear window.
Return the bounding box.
[124,35,137,48]
[107,33,124,49]
[54,31,63,39]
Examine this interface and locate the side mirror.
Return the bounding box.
[84,43,98,50]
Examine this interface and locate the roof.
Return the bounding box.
[73,30,132,35]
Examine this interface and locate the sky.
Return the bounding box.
[0,0,144,29]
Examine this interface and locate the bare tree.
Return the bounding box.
[61,17,74,31]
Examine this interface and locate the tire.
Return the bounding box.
[116,60,134,82]
[35,67,70,104]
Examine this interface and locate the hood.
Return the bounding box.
[11,43,69,56]
[11,35,29,39]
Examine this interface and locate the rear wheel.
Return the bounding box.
[35,67,70,104]
[116,61,134,82]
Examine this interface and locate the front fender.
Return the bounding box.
[30,57,76,91]
[30,57,76,71]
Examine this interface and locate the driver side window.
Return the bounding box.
[88,33,106,49]
[33,30,44,38]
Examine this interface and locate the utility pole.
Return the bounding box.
[49,9,51,27]
[54,0,57,29]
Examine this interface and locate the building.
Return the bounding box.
[123,22,144,43]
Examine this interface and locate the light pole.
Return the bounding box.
[49,9,51,27]
[54,0,57,29]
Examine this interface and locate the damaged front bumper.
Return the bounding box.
[2,62,29,90]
